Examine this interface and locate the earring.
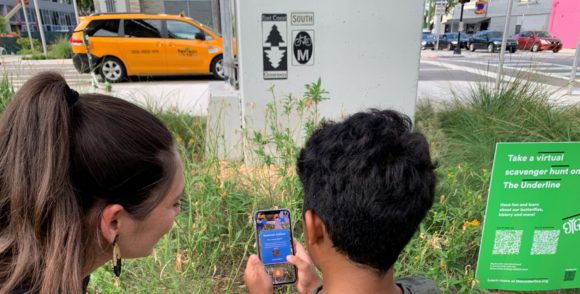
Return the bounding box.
[112,234,122,277]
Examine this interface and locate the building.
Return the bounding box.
[549,0,580,49]
[445,0,552,36]
[1,0,76,33]
[94,0,216,26]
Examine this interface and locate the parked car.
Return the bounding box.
[70,13,224,82]
[468,30,517,53]
[514,31,562,53]
[421,34,448,50]
[442,32,471,50]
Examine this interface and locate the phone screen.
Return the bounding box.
[255,209,297,285]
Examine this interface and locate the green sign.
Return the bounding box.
[477,142,580,291]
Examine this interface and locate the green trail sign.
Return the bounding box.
[476,142,580,291]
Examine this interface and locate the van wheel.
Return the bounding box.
[211,55,224,80]
[100,57,126,83]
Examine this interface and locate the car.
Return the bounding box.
[421,34,448,50]
[70,13,224,82]
[514,31,562,53]
[468,30,517,53]
[442,32,471,50]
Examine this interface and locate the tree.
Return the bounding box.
[266,25,284,46]
[423,0,458,30]
[0,16,6,34]
[77,0,95,15]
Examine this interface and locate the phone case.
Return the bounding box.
[254,209,297,285]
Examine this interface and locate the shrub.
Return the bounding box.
[48,37,72,59]
[16,37,41,55]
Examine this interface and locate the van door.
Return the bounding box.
[164,20,212,74]
[84,19,122,62]
[121,19,166,75]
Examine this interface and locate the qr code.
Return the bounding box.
[531,230,560,255]
[492,230,523,255]
[564,270,576,282]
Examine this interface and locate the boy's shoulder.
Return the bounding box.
[396,276,442,294]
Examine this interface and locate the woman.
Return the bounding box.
[0,72,184,293]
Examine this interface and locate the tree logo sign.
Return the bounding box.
[262,14,288,80]
[292,30,314,66]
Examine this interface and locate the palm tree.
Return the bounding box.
[424,0,458,30]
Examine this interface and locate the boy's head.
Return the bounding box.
[297,109,436,274]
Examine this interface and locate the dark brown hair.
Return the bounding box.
[0,72,175,293]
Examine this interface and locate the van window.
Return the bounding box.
[166,20,206,40]
[124,19,162,38]
[86,19,120,37]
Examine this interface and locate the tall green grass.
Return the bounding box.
[0,75,14,114]
[48,37,73,59]
[435,79,580,170]
[80,78,580,293]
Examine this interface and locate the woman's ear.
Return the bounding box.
[99,204,125,244]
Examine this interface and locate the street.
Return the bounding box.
[418,49,580,104]
[2,50,579,115]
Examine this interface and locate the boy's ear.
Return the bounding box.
[304,210,326,247]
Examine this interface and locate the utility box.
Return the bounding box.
[209,0,426,161]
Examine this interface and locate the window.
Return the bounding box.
[52,11,58,25]
[124,19,162,38]
[86,19,120,37]
[166,20,204,40]
[105,0,116,12]
[535,31,553,38]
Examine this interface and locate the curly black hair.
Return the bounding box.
[297,109,436,274]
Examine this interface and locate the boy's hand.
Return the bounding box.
[244,254,273,294]
[287,240,323,294]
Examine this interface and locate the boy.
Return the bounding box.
[245,109,440,294]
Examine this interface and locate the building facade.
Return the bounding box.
[94,0,215,26]
[549,0,580,49]
[446,0,552,36]
[1,0,76,33]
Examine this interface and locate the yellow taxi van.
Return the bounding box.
[70,13,224,82]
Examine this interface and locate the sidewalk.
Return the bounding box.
[0,54,73,65]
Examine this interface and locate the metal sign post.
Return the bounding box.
[434,3,446,51]
[72,0,79,25]
[20,0,34,51]
[453,1,466,55]
[31,0,48,57]
[495,0,514,90]
[568,34,580,95]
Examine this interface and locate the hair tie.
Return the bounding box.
[65,86,79,106]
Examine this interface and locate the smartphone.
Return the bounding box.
[254,209,297,285]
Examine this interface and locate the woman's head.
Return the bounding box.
[0,72,182,293]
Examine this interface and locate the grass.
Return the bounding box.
[1,77,578,293]
[0,75,14,114]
